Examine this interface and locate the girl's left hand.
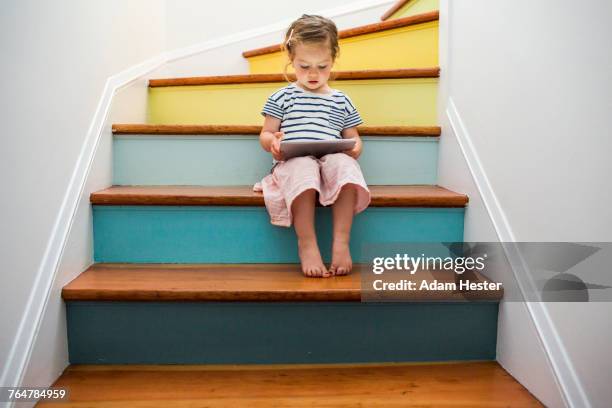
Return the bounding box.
[344,139,362,159]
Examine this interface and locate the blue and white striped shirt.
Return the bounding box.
[261,82,363,163]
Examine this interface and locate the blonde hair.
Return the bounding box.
[280,14,340,83]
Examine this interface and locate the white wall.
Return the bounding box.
[437,1,612,407]
[165,0,389,51]
[0,0,166,403]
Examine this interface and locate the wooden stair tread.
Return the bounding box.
[242,11,440,58]
[90,185,468,207]
[44,361,542,406]
[61,263,502,302]
[149,67,439,87]
[112,124,441,136]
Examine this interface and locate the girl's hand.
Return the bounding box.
[344,138,362,159]
[341,127,362,159]
[270,131,284,161]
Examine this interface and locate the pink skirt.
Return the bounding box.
[253,153,371,227]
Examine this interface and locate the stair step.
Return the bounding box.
[111,134,440,186]
[147,72,438,126]
[243,12,438,58]
[41,362,542,407]
[149,68,438,87]
[243,12,439,73]
[91,186,466,263]
[62,263,502,302]
[90,185,468,207]
[112,123,441,136]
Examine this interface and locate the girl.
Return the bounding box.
[253,14,371,278]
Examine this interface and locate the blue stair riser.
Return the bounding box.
[113,135,438,185]
[93,206,464,263]
[66,301,498,364]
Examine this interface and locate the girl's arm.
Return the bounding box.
[260,115,284,161]
[341,126,363,159]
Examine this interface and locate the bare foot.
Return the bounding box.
[298,238,330,278]
[330,239,353,276]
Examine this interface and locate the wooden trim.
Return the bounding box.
[381,0,412,21]
[62,263,501,302]
[113,124,262,135]
[148,67,439,87]
[63,263,360,302]
[90,185,468,207]
[112,124,441,137]
[242,10,439,58]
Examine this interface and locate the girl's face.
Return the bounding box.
[291,42,334,93]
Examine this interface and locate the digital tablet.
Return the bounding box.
[280,139,356,160]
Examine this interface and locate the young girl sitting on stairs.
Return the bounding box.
[253,14,371,278]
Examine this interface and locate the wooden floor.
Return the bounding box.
[37,361,543,407]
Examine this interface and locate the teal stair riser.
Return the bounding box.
[113,136,438,185]
[66,301,498,364]
[93,206,464,263]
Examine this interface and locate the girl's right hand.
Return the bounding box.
[270,131,284,161]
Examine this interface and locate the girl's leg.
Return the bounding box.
[318,152,371,276]
[291,188,330,277]
[330,184,357,276]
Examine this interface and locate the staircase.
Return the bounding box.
[43,1,543,406]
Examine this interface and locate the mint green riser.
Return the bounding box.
[93,206,464,263]
[67,301,498,364]
[113,135,438,185]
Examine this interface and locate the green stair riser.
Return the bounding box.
[93,206,465,263]
[113,136,439,185]
[66,301,498,364]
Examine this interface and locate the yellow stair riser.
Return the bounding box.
[147,78,438,126]
[247,21,438,74]
[388,0,439,20]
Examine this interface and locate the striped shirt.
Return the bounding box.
[261,82,364,164]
